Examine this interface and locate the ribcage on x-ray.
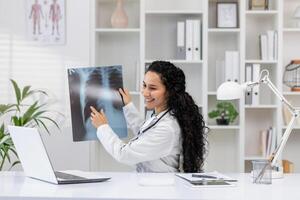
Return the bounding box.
[68,65,127,141]
[83,67,123,123]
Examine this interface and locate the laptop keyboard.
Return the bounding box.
[55,171,86,180]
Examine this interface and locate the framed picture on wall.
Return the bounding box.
[26,0,66,45]
[217,2,238,28]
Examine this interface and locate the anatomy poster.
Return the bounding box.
[26,0,65,44]
[67,66,128,141]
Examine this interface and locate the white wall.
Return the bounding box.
[0,0,91,171]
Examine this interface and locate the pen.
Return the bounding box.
[191,174,238,182]
[192,174,217,179]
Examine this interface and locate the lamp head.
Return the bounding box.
[217,81,244,100]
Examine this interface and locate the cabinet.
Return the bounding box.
[90,0,300,172]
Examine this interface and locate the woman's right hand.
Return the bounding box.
[119,88,131,106]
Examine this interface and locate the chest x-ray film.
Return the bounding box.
[67,65,127,141]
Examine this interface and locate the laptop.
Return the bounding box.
[8,125,111,184]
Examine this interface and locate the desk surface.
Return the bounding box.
[1,172,300,200]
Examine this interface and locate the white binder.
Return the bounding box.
[232,51,239,83]
[267,30,274,61]
[225,51,233,82]
[177,21,185,59]
[192,20,201,60]
[245,64,252,105]
[260,34,267,60]
[274,31,278,60]
[216,60,225,90]
[252,64,260,105]
[185,20,193,60]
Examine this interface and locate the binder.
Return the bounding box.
[185,20,193,60]
[232,51,239,83]
[274,31,278,60]
[260,130,268,157]
[267,30,274,60]
[177,21,185,59]
[192,20,201,60]
[225,51,233,82]
[260,34,267,60]
[252,63,260,105]
[245,64,252,105]
[216,60,225,90]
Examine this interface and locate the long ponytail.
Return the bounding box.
[147,61,208,172]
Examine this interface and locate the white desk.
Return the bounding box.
[1,172,300,200]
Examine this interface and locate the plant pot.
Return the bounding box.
[216,118,229,125]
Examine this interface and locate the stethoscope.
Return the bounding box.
[124,109,171,146]
[138,109,171,135]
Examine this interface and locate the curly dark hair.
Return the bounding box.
[147,61,208,173]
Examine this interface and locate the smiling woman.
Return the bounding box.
[90,61,208,173]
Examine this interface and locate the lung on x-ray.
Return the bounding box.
[67,65,127,141]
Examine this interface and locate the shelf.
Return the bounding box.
[208,28,240,33]
[244,156,266,160]
[283,28,300,32]
[95,28,140,33]
[208,125,240,130]
[145,10,203,15]
[283,92,300,96]
[245,60,278,64]
[145,59,203,64]
[245,10,278,15]
[207,91,216,95]
[245,105,277,109]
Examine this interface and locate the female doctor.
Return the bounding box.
[90,61,207,173]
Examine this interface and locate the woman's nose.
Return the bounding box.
[142,88,150,97]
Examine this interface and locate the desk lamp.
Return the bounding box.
[217,69,300,179]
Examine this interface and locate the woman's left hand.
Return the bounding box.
[90,106,108,128]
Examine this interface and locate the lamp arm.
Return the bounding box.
[261,75,295,113]
[270,114,297,166]
[258,73,300,166]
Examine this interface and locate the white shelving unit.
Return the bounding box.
[90,0,300,173]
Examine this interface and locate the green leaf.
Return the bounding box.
[39,116,60,130]
[9,147,18,158]
[21,85,31,101]
[0,104,14,115]
[37,119,50,135]
[0,135,11,146]
[10,79,21,105]
[21,101,39,125]
[9,160,20,170]
[12,116,21,126]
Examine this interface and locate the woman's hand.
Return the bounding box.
[90,106,108,128]
[119,88,131,106]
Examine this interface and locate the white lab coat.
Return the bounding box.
[97,102,182,172]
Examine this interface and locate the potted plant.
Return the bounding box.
[0,80,63,170]
[208,101,238,125]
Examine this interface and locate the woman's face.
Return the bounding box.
[142,71,168,113]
